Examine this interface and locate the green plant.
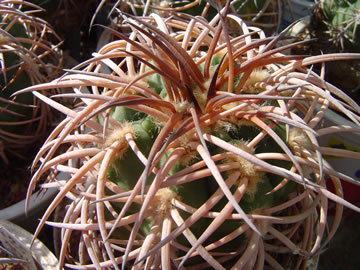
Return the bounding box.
[316,0,360,51]
[292,0,360,106]
[18,5,360,270]
[0,0,62,164]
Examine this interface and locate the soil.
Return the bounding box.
[318,212,360,270]
[0,134,50,211]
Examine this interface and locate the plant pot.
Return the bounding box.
[0,188,57,233]
[280,0,315,30]
[0,219,58,269]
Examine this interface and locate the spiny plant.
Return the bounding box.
[315,0,360,51]
[17,3,360,270]
[93,0,282,35]
[294,0,360,106]
[0,0,62,164]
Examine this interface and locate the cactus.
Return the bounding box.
[0,0,62,164]
[315,0,360,51]
[294,0,360,106]
[94,0,281,35]
[17,5,360,270]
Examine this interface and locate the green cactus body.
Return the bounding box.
[106,117,157,190]
[101,52,298,268]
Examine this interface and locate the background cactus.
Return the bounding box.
[15,3,360,270]
[0,0,62,162]
[94,0,282,35]
[0,0,62,209]
[316,0,360,51]
[291,0,360,106]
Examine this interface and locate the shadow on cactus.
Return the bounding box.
[0,1,62,164]
[16,4,360,270]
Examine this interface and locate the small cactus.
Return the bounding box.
[316,0,360,51]
[18,5,360,270]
